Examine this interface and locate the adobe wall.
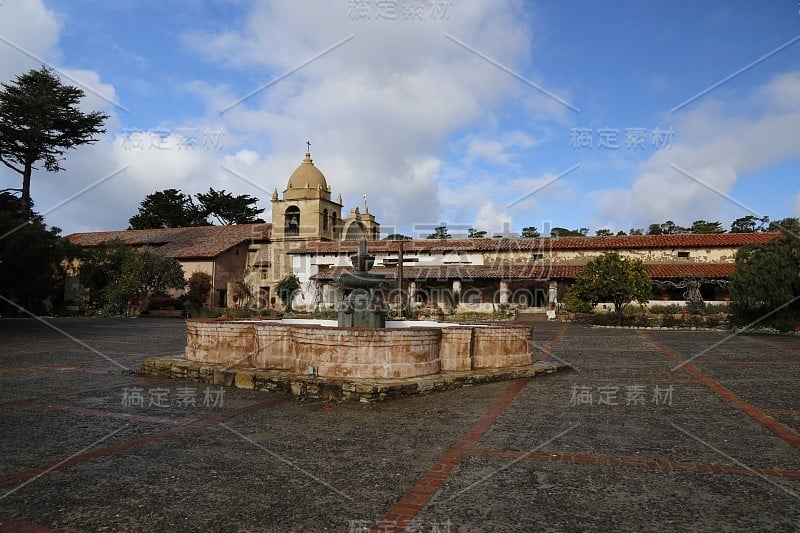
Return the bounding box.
[483,246,739,265]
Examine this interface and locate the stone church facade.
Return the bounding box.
[245,150,381,309]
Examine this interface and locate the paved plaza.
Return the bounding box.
[0,317,798,532]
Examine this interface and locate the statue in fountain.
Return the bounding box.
[337,238,387,328]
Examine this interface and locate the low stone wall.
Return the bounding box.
[141,356,565,402]
[184,319,533,379]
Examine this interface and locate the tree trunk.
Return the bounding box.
[615,300,624,325]
[21,163,32,211]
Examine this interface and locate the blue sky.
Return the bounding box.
[1,0,799,237]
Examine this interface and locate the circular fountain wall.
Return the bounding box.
[185,319,533,379]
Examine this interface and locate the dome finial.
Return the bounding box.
[286,141,327,192]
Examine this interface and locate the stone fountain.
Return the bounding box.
[337,238,386,328]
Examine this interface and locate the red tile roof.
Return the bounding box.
[647,263,734,278]
[311,263,736,281]
[291,233,780,255]
[66,224,272,259]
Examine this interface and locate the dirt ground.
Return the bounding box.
[0,317,798,532]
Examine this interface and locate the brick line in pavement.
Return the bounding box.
[470,448,800,480]
[699,360,800,366]
[0,395,292,488]
[641,333,800,451]
[379,325,570,528]
[535,323,569,362]
[0,516,64,532]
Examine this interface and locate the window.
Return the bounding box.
[285,206,300,236]
[322,209,328,231]
[677,251,690,259]
[259,286,270,308]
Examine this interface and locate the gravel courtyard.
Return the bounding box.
[0,317,798,532]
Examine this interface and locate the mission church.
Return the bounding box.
[67,148,780,314]
[68,148,382,309]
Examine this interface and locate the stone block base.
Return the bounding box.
[140,357,569,402]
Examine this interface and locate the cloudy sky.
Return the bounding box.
[1,0,799,237]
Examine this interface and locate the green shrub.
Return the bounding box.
[562,288,593,313]
[309,308,338,320]
[649,304,686,315]
[686,300,707,315]
[661,314,681,328]
[590,313,618,326]
[186,272,212,307]
[730,237,800,331]
[193,307,223,318]
[147,295,182,310]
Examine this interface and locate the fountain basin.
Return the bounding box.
[184,319,534,379]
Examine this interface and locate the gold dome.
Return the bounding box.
[286,152,328,190]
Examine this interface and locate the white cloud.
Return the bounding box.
[1,1,570,236]
[437,165,574,237]
[179,0,569,233]
[465,139,511,166]
[58,68,120,120]
[33,134,213,233]
[16,127,278,233]
[0,0,60,81]
[505,171,574,211]
[752,71,800,113]
[0,3,118,117]
[0,0,126,232]
[591,71,800,228]
[474,201,512,236]
[463,130,537,166]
